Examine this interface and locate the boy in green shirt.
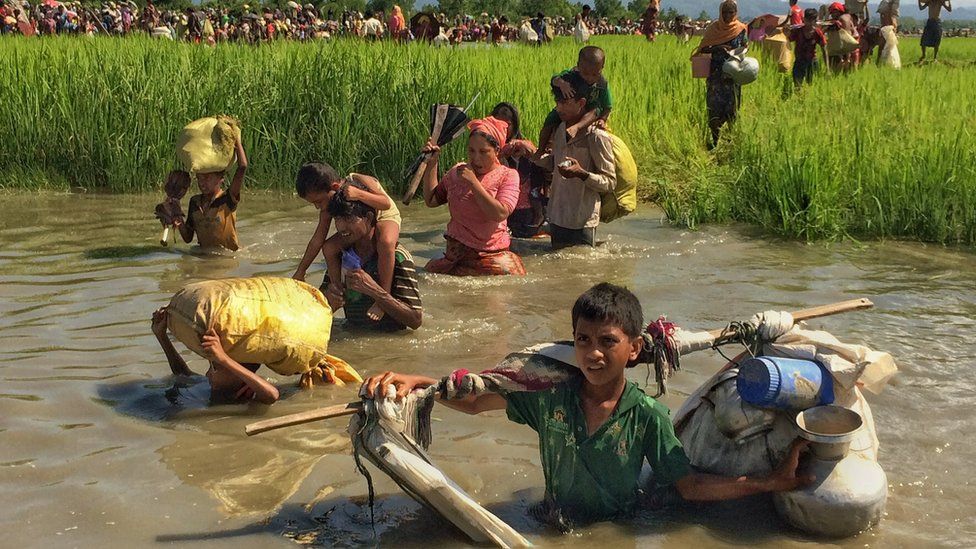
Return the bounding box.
[362,283,811,524]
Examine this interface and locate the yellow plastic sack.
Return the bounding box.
[176,116,241,175]
[166,277,361,385]
[762,33,794,72]
[826,28,859,57]
[600,133,639,223]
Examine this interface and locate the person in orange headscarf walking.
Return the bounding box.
[388,5,406,41]
[692,0,748,148]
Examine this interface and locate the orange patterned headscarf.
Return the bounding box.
[467,116,509,149]
[696,0,748,52]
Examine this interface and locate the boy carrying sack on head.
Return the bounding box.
[539,45,613,153]
[362,282,811,525]
[293,162,401,323]
[175,117,248,252]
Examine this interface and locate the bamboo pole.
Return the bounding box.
[244,298,874,436]
[244,402,361,436]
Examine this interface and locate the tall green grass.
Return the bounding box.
[1,35,974,243]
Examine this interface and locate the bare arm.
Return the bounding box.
[177,198,196,243]
[151,308,195,376]
[360,372,507,413]
[229,138,247,202]
[347,173,393,211]
[294,209,332,280]
[201,329,280,404]
[675,439,812,501]
[458,165,512,222]
[422,143,445,207]
[568,108,599,133]
[344,270,422,329]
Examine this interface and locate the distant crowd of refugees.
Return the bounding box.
[0,0,665,43]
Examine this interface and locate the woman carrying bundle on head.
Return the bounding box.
[420,116,526,276]
[692,0,748,149]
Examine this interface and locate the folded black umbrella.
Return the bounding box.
[402,94,478,205]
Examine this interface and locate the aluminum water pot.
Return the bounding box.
[773,406,887,537]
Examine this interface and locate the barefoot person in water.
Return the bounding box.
[177,134,248,251]
[293,163,401,323]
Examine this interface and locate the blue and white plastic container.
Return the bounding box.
[736,356,834,410]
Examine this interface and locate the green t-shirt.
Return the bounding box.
[555,68,613,113]
[505,379,690,521]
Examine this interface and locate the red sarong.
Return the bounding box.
[426,236,526,277]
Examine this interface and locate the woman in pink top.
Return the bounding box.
[420,116,526,276]
[388,5,406,41]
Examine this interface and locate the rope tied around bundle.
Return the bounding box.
[711,311,796,366]
[642,316,682,398]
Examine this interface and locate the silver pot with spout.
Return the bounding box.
[773,405,888,537]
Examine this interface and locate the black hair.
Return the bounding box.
[578,45,605,67]
[551,77,587,102]
[571,282,644,339]
[490,102,523,140]
[470,131,500,149]
[804,7,818,18]
[325,179,377,221]
[295,162,341,198]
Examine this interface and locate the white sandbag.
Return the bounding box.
[880,25,901,69]
[349,387,530,548]
[518,21,537,43]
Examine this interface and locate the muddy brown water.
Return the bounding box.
[1,192,974,548]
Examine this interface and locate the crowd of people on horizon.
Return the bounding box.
[0,0,655,43]
[3,0,971,44]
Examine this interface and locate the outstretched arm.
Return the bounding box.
[151,308,194,376]
[360,371,507,414]
[347,173,393,211]
[294,209,332,281]
[229,137,247,202]
[674,439,812,501]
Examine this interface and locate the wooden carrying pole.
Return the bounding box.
[244,298,874,436]
[705,298,873,344]
[244,402,361,436]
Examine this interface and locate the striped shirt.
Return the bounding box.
[342,244,422,331]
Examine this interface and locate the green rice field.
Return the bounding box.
[1,35,974,243]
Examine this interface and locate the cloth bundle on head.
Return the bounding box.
[697,0,747,50]
[467,116,508,149]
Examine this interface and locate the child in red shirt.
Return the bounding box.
[789,9,828,88]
